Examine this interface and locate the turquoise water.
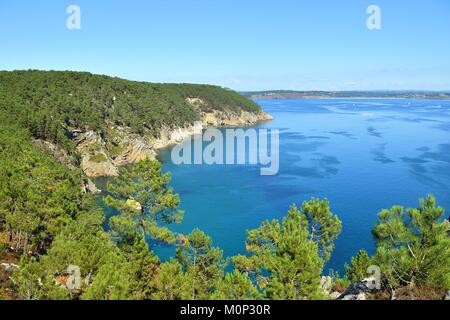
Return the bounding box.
[153,99,450,273]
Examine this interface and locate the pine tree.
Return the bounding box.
[344,249,372,283]
[126,237,160,299]
[212,270,260,300]
[301,198,342,263]
[176,229,224,300]
[151,260,191,300]
[233,200,342,300]
[105,158,183,246]
[372,195,450,291]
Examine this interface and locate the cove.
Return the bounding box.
[153,98,450,273]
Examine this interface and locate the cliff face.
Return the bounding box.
[72,99,272,177]
[201,109,273,127]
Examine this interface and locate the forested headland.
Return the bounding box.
[0,70,262,150]
[0,70,449,300]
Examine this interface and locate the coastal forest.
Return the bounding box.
[0,71,449,300]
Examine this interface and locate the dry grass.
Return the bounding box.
[395,285,445,300]
[0,249,20,300]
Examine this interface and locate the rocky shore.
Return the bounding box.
[36,100,272,179]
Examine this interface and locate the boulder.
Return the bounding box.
[337,281,372,300]
[329,291,341,300]
[126,199,142,213]
[443,291,450,301]
[82,179,101,194]
[361,276,380,290]
[1,263,19,272]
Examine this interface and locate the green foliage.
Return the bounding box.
[105,158,183,246]
[344,249,372,283]
[331,274,351,293]
[13,210,120,300]
[39,212,120,277]
[0,70,261,148]
[89,153,108,163]
[301,198,342,262]
[0,116,86,253]
[151,230,225,300]
[13,255,70,300]
[212,270,260,300]
[0,92,450,300]
[372,195,450,290]
[234,200,342,300]
[82,259,132,300]
[0,288,13,300]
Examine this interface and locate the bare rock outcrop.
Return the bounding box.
[201,110,272,127]
[75,131,119,177]
[75,128,156,177]
[444,291,450,301]
[49,98,273,178]
[108,127,155,166]
[81,178,102,194]
[152,121,204,150]
[336,280,375,300]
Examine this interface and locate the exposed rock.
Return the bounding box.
[337,281,372,300]
[201,110,272,127]
[76,127,156,177]
[320,276,333,295]
[151,110,272,151]
[391,290,397,300]
[112,140,155,165]
[65,124,83,138]
[354,293,366,300]
[82,179,101,194]
[185,97,205,110]
[329,291,341,300]
[55,275,69,288]
[361,276,380,290]
[152,121,204,150]
[109,126,155,166]
[185,97,273,127]
[87,179,101,194]
[45,105,273,177]
[1,263,19,272]
[75,131,119,177]
[81,155,118,177]
[444,291,450,300]
[126,199,142,213]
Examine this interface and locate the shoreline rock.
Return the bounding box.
[336,279,378,300]
[75,109,273,179]
[34,91,273,186]
[75,131,119,177]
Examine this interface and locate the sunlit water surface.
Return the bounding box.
[103,99,450,273]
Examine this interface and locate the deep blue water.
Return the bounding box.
[153,99,450,273]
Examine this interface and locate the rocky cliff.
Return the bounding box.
[71,99,272,177]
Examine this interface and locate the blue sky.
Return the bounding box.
[1,0,449,91]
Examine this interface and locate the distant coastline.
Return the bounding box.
[241,90,450,100]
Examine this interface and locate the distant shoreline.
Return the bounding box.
[254,97,450,101]
[241,91,450,101]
